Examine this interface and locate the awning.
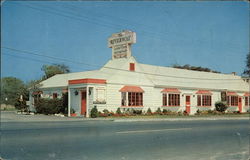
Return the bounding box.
[244,92,250,96]
[32,91,43,95]
[196,90,212,95]
[119,86,144,93]
[227,91,238,96]
[161,88,181,93]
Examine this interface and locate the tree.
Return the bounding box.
[243,53,250,76]
[41,64,70,80]
[0,77,28,110]
[172,64,220,73]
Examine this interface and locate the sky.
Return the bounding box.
[2,1,249,82]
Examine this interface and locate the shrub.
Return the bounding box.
[35,98,66,115]
[215,101,228,112]
[233,111,240,114]
[133,109,142,115]
[116,108,122,114]
[177,111,183,116]
[207,110,213,114]
[146,108,152,114]
[162,109,173,115]
[162,109,168,113]
[70,108,75,114]
[155,108,162,114]
[195,109,201,115]
[103,109,109,114]
[90,106,98,118]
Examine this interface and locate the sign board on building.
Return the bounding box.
[108,30,136,59]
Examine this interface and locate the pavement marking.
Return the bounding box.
[116,128,192,134]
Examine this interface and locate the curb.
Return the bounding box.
[113,117,249,122]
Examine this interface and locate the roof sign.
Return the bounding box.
[108,30,136,59]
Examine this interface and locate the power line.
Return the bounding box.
[2,52,89,71]
[3,52,243,85]
[2,46,246,81]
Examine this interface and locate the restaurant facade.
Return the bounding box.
[29,30,250,117]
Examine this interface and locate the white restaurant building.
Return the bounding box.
[29,31,250,117]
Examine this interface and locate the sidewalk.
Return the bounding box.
[0,111,113,122]
[1,111,249,123]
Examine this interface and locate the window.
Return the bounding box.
[53,93,58,99]
[197,95,201,106]
[163,94,167,106]
[121,92,143,106]
[162,93,180,106]
[121,92,127,106]
[245,96,250,106]
[197,95,211,106]
[227,96,238,106]
[96,88,106,102]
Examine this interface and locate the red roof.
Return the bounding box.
[244,92,250,96]
[227,91,238,96]
[196,90,212,95]
[161,88,180,93]
[119,86,144,93]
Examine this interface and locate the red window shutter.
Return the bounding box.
[130,63,135,71]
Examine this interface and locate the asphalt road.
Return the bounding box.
[1,114,250,160]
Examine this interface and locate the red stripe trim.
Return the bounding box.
[161,88,180,93]
[69,78,106,85]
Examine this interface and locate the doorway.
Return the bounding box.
[81,90,87,115]
[238,97,242,113]
[185,95,191,114]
